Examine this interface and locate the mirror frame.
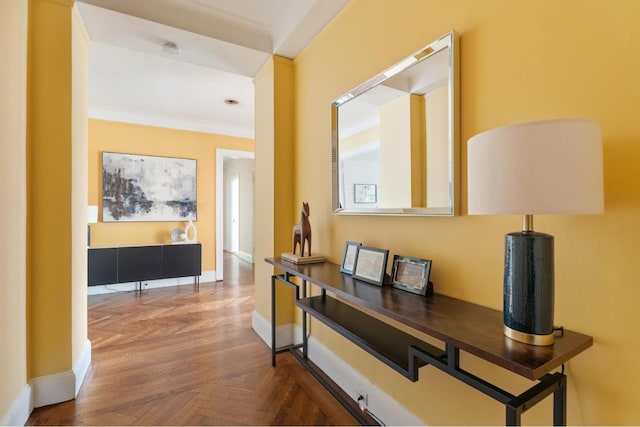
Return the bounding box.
[331,31,459,216]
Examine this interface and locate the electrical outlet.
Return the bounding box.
[356,391,368,408]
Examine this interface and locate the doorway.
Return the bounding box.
[216,148,255,280]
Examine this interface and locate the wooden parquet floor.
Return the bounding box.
[27,254,359,426]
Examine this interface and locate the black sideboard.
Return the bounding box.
[88,243,202,288]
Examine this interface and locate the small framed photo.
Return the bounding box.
[340,241,361,274]
[391,255,432,296]
[353,246,389,286]
[354,184,377,204]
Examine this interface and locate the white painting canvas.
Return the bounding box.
[102,152,197,222]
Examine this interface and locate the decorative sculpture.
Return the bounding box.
[292,202,312,256]
[184,220,197,242]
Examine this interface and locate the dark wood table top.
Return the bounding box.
[266,257,593,380]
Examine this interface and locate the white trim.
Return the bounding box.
[235,250,253,264]
[31,371,75,408]
[87,270,216,295]
[251,310,294,349]
[306,334,424,426]
[0,384,31,426]
[73,339,92,395]
[71,3,91,46]
[251,310,423,426]
[215,148,254,281]
[89,106,254,139]
[31,339,90,408]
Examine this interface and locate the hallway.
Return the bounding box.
[27,254,358,425]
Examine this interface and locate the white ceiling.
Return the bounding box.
[77,0,349,138]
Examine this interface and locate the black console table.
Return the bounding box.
[89,243,202,290]
[266,257,592,426]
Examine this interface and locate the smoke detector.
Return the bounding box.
[162,41,179,55]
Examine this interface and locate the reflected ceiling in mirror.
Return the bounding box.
[332,31,459,216]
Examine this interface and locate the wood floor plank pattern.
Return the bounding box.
[27,255,358,426]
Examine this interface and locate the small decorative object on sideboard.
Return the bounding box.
[340,241,361,274]
[352,246,389,286]
[292,202,311,256]
[282,202,325,264]
[184,220,197,242]
[170,228,186,244]
[391,255,433,296]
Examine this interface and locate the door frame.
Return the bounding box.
[215,148,255,280]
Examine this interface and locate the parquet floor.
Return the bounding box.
[27,254,359,426]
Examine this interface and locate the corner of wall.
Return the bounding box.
[0,385,32,427]
[30,339,91,409]
[73,339,91,396]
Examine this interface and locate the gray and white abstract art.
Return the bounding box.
[102,152,197,222]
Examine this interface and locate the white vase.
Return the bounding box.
[184,220,197,242]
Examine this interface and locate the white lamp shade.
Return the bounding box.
[87,205,99,223]
[467,119,604,215]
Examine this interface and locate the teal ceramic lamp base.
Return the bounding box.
[503,231,555,346]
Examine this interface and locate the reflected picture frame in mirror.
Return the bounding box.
[331,31,459,216]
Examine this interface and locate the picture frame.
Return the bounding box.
[354,183,377,204]
[102,152,197,222]
[353,246,389,286]
[340,241,361,274]
[391,255,432,296]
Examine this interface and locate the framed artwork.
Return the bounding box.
[353,246,389,286]
[102,152,197,222]
[340,241,361,274]
[354,184,377,204]
[391,255,432,296]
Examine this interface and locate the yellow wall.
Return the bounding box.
[281,0,640,424]
[254,56,296,326]
[0,0,28,418]
[88,119,254,272]
[28,0,75,379]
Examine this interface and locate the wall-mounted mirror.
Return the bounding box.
[332,31,459,216]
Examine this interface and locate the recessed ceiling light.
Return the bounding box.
[162,41,179,55]
[224,99,239,105]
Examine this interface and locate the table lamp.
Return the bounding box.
[467,119,604,346]
[87,205,98,246]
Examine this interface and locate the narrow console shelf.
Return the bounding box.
[297,295,442,379]
[267,256,593,426]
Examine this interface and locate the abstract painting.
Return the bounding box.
[102,152,197,222]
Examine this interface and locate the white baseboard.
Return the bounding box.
[31,371,75,408]
[251,310,294,349]
[74,339,92,395]
[235,250,253,264]
[305,333,425,426]
[87,270,216,295]
[30,339,93,409]
[1,384,31,426]
[251,310,423,426]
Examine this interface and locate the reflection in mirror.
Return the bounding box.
[332,31,459,216]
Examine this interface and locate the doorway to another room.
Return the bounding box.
[216,148,255,280]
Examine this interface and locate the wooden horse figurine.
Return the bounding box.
[292,202,311,256]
